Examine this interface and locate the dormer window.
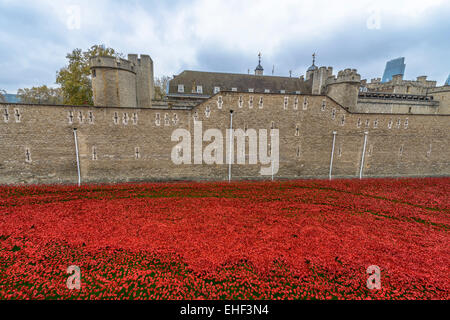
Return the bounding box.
[232,87,237,92]
[196,85,203,94]
[248,88,254,93]
[280,90,286,94]
[178,84,184,93]
[214,87,220,94]
[264,89,270,93]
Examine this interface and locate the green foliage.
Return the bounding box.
[16,86,62,104]
[56,45,123,106]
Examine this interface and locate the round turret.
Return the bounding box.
[90,56,137,108]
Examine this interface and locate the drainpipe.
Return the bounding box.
[329,131,337,180]
[228,110,234,182]
[359,132,369,179]
[271,131,274,182]
[73,128,81,187]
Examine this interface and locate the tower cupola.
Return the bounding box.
[255,52,264,76]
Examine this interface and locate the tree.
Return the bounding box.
[0,89,6,102]
[56,45,123,106]
[154,76,172,100]
[17,86,62,104]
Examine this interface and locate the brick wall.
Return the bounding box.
[0,92,449,185]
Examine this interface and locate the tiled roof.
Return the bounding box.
[168,70,312,96]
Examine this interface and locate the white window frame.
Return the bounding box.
[178,84,184,93]
[214,87,220,94]
[196,85,203,94]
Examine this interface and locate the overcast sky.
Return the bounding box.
[0,0,449,93]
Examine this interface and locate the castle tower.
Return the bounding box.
[325,69,361,111]
[306,54,333,94]
[305,53,318,81]
[255,53,264,76]
[90,56,137,108]
[127,54,154,108]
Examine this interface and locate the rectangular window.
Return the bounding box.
[217,96,223,109]
[113,112,119,125]
[178,84,184,93]
[214,87,220,94]
[205,106,211,118]
[14,109,21,122]
[155,113,161,126]
[280,90,286,94]
[92,146,98,160]
[321,100,326,111]
[122,113,128,125]
[196,85,203,94]
[25,148,32,163]
[248,88,254,93]
[259,97,264,109]
[331,108,336,120]
[231,87,237,92]
[249,96,254,108]
[135,147,140,160]
[173,113,178,125]
[284,97,289,110]
[164,113,170,126]
[264,89,270,93]
[238,96,243,108]
[88,111,94,124]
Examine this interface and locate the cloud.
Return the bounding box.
[0,0,449,93]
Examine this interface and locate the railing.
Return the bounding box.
[358,91,434,101]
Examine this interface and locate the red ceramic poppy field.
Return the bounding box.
[0,178,449,300]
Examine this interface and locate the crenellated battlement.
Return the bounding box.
[327,68,361,85]
[89,56,136,74]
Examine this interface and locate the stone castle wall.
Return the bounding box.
[0,92,449,185]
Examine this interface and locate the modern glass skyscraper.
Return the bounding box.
[382,57,406,83]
